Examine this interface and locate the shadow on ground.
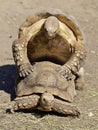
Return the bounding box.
[0,64,17,100]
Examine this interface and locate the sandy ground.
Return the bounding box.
[0,0,98,130]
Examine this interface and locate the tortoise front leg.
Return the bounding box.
[64,43,86,78]
[10,95,40,113]
[52,99,80,116]
[12,38,34,77]
[57,42,86,81]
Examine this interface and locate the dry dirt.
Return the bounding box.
[0,0,98,130]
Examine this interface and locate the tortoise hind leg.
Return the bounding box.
[52,98,80,117]
[10,94,40,113]
[75,67,84,90]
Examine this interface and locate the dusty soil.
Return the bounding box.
[0,0,98,130]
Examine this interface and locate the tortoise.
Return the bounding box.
[11,61,80,116]
[12,9,86,90]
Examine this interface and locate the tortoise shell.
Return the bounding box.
[15,61,75,102]
[19,9,83,43]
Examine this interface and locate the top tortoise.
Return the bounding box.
[12,9,86,89]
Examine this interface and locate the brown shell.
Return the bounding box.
[19,9,83,43]
[15,61,75,102]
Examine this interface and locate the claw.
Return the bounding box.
[67,76,72,81]
[28,69,33,74]
[10,101,19,113]
[19,63,34,77]
[19,72,22,77]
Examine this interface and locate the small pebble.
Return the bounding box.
[88,112,94,117]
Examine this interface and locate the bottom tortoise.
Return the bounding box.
[11,61,80,116]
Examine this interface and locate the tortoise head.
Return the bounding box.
[44,16,59,39]
[39,92,54,111]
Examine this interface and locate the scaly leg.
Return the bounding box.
[10,94,40,113]
[75,67,84,90]
[12,38,34,77]
[52,98,80,116]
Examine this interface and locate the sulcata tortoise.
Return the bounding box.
[11,61,80,116]
[12,9,86,90]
